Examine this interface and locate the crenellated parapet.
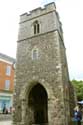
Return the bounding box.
[20,2,56,23]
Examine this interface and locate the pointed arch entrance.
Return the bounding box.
[28,83,48,124]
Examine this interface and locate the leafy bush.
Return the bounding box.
[71,80,83,101]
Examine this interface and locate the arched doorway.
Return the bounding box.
[28,84,48,124]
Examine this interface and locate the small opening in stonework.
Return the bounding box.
[37,23,40,33]
[32,49,38,60]
[28,84,48,124]
[34,24,36,34]
[33,21,40,34]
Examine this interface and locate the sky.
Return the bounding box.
[0,0,83,80]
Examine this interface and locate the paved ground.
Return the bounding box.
[0,120,12,125]
[0,120,83,125]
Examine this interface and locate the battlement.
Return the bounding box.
[20,2,56,23]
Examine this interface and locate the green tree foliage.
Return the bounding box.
[71,80,83,101]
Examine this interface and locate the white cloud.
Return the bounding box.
[56,0,83,80]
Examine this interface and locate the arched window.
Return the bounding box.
[32,48,38,60]
[33,21,40,34]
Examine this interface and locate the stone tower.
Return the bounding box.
[13,2,74,125]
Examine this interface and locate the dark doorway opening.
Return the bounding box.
[28,84,48,124]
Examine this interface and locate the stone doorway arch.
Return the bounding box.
[28,83,48,124]
[20,82,49,125]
